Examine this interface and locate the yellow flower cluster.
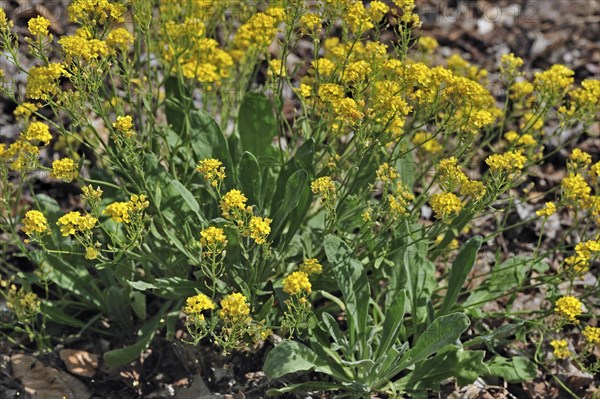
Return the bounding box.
[128,194,149,212]
[26,63,67,100]
[0,140,39,171]
[14,102,39,120]
[196,158,226,187]
[459,180,486,200]
[536,202,556,217]
[21,210,49,236]
[388,182,415,219]
[346,1,374,33]
[268,59,286,78]
[412,131,442,153]
[555,295,582,324]
[56,211,97,236]
[220,189,248,220]
[485,150,527,175]
[300,13,321,34]
[534,64,574,98]
[232,10,283,57]
[51,158,78,182]
[504,131,537,148]
[562,173,591,204]
[21,121,52,145]
[582,326,600,345]
[418,36,438,52]
[184,293,215,322]
[283,271,312,295]
[28,16,51,36]
[376,162,400,185]
[500,53,524,77]
[430,192,463,222]
[68,0,125,25]
[5,284,40,322]
[550,339,570,359]
[248,216,271,245]
[112,115,135,138]
[59,35,109,63]
[218,292,250,322]
[200,226,227,247]
[106,28,134,52]
[300,258,323,275]
[568,148,592,169]
[162,18,233,83]
[311,176,337,202]
[438,157,468,189]
[564,239,600,274]
[103,202,131,223]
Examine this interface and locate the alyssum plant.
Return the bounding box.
[0,0,598,397]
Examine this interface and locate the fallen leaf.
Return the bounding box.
[11,354,91,399]
[59,349,99,378]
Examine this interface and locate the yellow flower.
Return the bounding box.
[0,8,8,29]
[219,293,250,322]
[59,35,109,62]
[376,162,399,184]
[430,192,463,222]
[550,339,570,360]
[14,103,39,119]
[296,83,312,99]
[103,202,132,223]
[317,83,345,102]
[248,216,271,245]
[68,0,125,25]
[112,115,135,138]
[555,296,582,324]
[412,132,442,153]
[56,211,97,236]
[196,158,226,187]
[562,173,591,203]
[569,148,592,168]
[200,226,227,247]
[26,63,66,100]
[28,16,51,36]
[485,150,527,175]
[388,182,414,219]
[437,157,468,189]
[21,121,52,145]
[460,180,486,200]
[184,293,215,320]
[582,326,600,345]
[300,14,322,34]
[106,28,134,51]
[220,189,248,220]
[81,185,103,204]
[129,194,149,212]
[418,36,438,52]
[536,202,557,217]
[283,271,312,295]
[368,1,389,22]
[268,59,286,78]
[21,210,49,236]
[85,246,99,260]
[299,258,323,275]
[311,176,337,202]
[51,158,78,182]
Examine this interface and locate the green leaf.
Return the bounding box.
[105,286,132,328]
[376,290,406,359]
[485,355,537,383]
[263,340,333,379]
[400,313,470,369]
[271,169,309,236]
[238,92,277,160]
[439,236,482,316]
[168,180,202,219]
[238,152,262,206]
[396,349,487,392]
[127,280,157,291]
[324,235,370,356]
[266,382,341,396]
[41,302,87,328]
[131,291,147,320]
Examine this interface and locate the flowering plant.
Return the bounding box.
[0,0,598,396]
